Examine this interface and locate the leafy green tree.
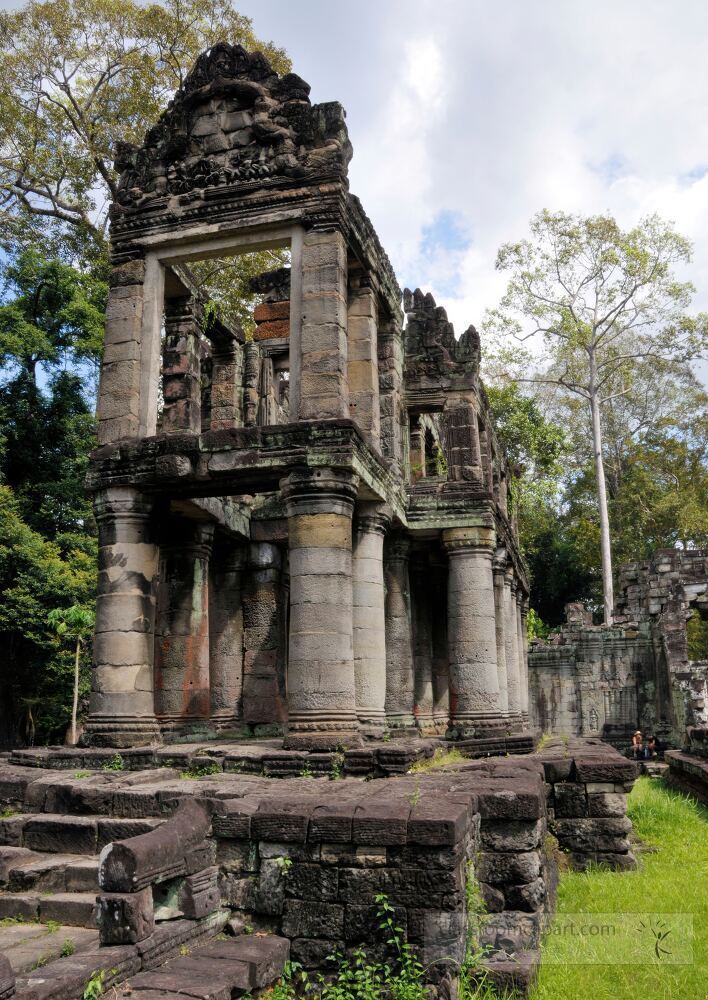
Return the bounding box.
[0,0,289,251]
[47,604,95,745]
[0,485,95,745]
[487,210,708,623]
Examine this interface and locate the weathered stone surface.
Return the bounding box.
[97,886,155,944]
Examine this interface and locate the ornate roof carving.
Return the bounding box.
[113,43,352,213]
[403,287,481,380]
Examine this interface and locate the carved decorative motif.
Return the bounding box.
[114,43,352,212]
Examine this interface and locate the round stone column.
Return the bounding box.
[282,467,360,749]
[411,554,436,735]
[517,592,530,729]
[352,502,390,738]
[504,568,523,728]
[209,542,246,732]
[384,534,416,732]
[155,521,214,734]
[85,487,161,747]
[442,526,504,738]
[492,549,510,719]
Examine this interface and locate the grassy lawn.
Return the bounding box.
[530,777,708,1000]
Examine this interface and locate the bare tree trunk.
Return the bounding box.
[589,363,614,624]
[71,637,80,746]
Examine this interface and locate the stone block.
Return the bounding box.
[39,892,97,927]
[554,782,588,818]
[476,850,542,886]
[291,937,342,969]
[23,815,97,855]
[97,886,154,944]
[252,799,312,843]
[587,793,627,817]
[352,799,410,845]
[407,797,471,846]
[282,899,345,939]
[285,864,339,901]
[503,876,546,912]
[480,819,544,852]
[551,816,632,853]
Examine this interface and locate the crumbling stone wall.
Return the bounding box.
[529,551,708,747]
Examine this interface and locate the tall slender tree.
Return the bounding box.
[486,211,708,623]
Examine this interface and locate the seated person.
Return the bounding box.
[631,730,643,759]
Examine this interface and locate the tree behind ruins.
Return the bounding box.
[487,210,708,624]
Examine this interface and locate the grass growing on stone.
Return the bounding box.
[408,747,467,773]
[531,777,708,1000]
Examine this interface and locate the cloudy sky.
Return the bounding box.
[233,0,708,343]
[3,0,708,345]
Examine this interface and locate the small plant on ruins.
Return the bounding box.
[299,763,314,779]
[330,752,345,781]
[409,747,467,773]
[61,939,75,957]
[83,970,105,1000]
[45,919,61,934]
[73,770,91,779]
[275,856,293,875]
[180,761,221,779]
[0,807,18,818]
[102,754,124,772]
[406,782,422,808]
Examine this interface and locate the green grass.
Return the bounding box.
[531,777,708,1000]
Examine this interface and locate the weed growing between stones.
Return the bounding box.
[102,753,124,772]
[83,969,105,999]
[408,747,467,773]
[60,939,75,957]
[0,807,18,818]
[73,770,91,779]
[330,752,345,780]
[266,892,514,1000]
[180,761,221,779]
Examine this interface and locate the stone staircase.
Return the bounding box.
[0,790,290,998]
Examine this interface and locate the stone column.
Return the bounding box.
[97,260,147,445]
[210,337,243,430]
[504,569,523,728]
[443,526,503,738]
[242,543,287,733]
[492,549,510,719]
[155,521,214,733]
[209,541,246,732]
[347,282,380,445]
[377,316,405,475]
[517,593,530,728]
[296,229,349,420]
[352,503,389,738]
[85,487,160,747]
[161,295,202,434]
[282,467,359,749]
[431,558,450,733]
[411,554,436,735]
[384,535,416,732]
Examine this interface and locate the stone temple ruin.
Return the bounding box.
[0,44,648,1000]
[82,41,532,752]
[528,548,708,749]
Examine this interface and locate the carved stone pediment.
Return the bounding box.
[113,43,352,213]
[403,288,480,385]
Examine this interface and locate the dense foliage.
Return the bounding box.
[0,0,288,745]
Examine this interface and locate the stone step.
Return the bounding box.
[0,813,162,853]
[0,921,98,977]
[0,892,98,928]
[14,909,230,1000]
[118,934,290,999]
[0,848,99,893]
